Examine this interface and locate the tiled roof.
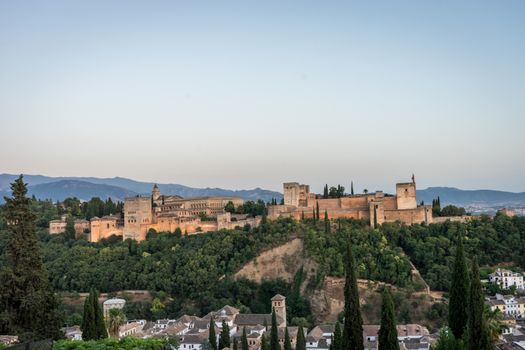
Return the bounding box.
[234,314,273,326]
[181,334,206,344]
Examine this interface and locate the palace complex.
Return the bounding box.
[50,176,432,242]
[121,185,253,241]
[49,185,258,242]
[268,177,433,227]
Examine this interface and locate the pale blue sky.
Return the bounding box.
[1,0,524,192]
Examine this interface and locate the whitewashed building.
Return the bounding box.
[489,269,524,290]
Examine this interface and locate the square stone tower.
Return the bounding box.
[271,294,287,327]
[283,183,310,207]
[396,181,417,210]
[123,196,153,241]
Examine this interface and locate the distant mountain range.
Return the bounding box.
[0,174,523,214]
[417,187,525,214]
[0,174,283,203]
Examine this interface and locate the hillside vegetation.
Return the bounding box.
[1,197,525,328]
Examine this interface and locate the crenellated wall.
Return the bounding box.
[269,178,432,227]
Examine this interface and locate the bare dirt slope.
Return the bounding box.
[234,238,318,284]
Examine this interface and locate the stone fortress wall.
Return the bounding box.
[269,177,433,227]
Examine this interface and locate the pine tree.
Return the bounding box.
[449,236,469,340]
[219,320,231,349]
[296,326,306,350]
[324,210,330,234]
[241,327,249,350]
[467,258,491,350]
[81,290,97,340]
[270,309,279,350]
[378,289,400,350]
[0,175,62,341]
[342,243,364,350]
[93,290,107,339]
[351,181,354,195]
[332,322,342,350]
[209,316,217,350]
[284,327,292,350]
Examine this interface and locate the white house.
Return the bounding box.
[489,269,524,290]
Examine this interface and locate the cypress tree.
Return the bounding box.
[284,327,292,350]
[467,258,491,350]
[209,316,217,350]
[65,215,76,240]
[449,236,469,340]
[351,181,354,195]
[261,334,270,350]
[341,243,364,350]
[270,309,279,350]
[233,338,238,350]
[373,206,378,228]
[332,322,342,350]
[260,211,268,233]
[241,327,249,350]
[93,290,107,339]
[219,320,230,349]
[324,184,329,199]
[324,210,330,234]
[0,175,62,341]
[301,211,305,222]
[316,202,320,220]
[81,290,96,340]
[296,326,306,350]
[378,289,400,350]
[312,208,316,223]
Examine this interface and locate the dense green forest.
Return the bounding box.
[383,214,525,291]
[303,219,413,288]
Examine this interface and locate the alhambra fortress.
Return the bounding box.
[49,177,433,242]
[270,179,432,226]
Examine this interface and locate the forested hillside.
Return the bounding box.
[1,197,524,327]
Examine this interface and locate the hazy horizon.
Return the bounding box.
[1,1,524,192]
[1,172,524,195]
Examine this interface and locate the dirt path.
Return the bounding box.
[409,261,444,300]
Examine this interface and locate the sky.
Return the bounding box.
[0,0,524,193]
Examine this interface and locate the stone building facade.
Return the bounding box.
[121,185,254,241]
[269,178,432,227]
[90,215,123,242]
[49,215,90,236]
[48,186,256,242]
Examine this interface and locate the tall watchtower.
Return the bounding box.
[152,184,161,202]
[271,294,287,327]
[283,183,310,207]
[396,179,417,210]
